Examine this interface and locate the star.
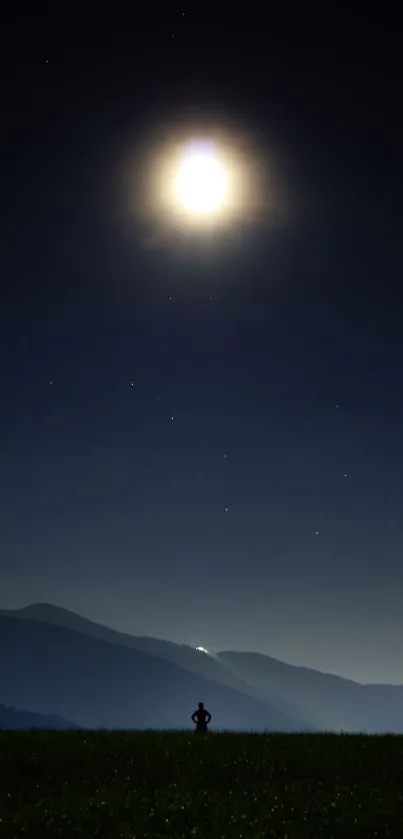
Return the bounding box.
[343,473,348,479]
[223,506,229,513]
[222,453,228,460]
[315,530,320,536]
[130,381,135,388]
[49,380,54,386]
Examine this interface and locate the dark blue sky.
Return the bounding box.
[1,9,402,683]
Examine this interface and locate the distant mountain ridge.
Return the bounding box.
[1,603,403,732]
[0,603,309,720]
[0,702,78,729]
[0,613,306,731]
[215,653,403,732]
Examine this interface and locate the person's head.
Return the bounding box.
[198,702,204,709]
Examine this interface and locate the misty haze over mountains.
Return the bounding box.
[1,603,402,732]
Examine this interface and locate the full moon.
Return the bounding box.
[133,124,268,237]
[174,142,229,216]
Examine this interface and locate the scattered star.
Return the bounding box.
[223,453,228,460]
[315,530,320,536]
[130,381,135,389]
[343,473,348,479]
[334,403,340,409]
[223,506,229,513]
[49,380,53,386]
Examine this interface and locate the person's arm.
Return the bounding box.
[191,712,197,723]
[206,711,212,723]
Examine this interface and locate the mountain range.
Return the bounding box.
[1,603,402,732]
[0,702,78,730]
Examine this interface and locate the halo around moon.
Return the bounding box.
[122,119,275,249]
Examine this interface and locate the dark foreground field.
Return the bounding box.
[1,731,402,837]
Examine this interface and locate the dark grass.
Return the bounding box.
[1,731,403,837]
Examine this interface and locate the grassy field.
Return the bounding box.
[1,730,402,837]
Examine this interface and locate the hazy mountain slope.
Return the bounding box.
[217,651,403,732]
[1,603,308,717]
[0,703,78,729]
[5,603,402,731]
[0,616,305,731]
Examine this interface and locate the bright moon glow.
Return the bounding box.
[138,127,266,235]
[174,144,228,216]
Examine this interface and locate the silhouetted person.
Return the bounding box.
[191,701,212,733]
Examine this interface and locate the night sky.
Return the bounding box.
[1,9,403,684]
